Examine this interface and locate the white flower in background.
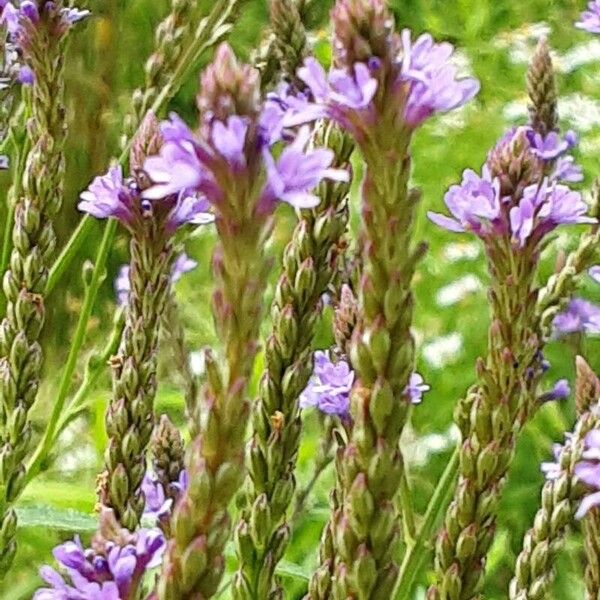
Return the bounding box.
[443,242,481,262]
[436,275,483,307]
[422,332,463,369]
[402,424,461,468]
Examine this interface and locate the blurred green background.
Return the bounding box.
[1,0,600,598]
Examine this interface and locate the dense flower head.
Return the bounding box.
[574,430,600,518]
[300,350,354,417]
[553,298,600,336]
[429,126,594,248]
[300,350,428,417]
[141,49,348,216]
[78,164,212,234]
[115,253,198,306]
[576,0,600,34]
[34,521,165,599]
[285,30,478,141]
[0,1,89,52]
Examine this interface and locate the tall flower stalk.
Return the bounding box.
[233,122,353,599]
[0,1,86,574]
[509,357,600,599]
[428,42,597,600]
[138,44,348,599]
[274,0,479,596]
[80,114,212,530]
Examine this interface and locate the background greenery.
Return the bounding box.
[1,0,600,597]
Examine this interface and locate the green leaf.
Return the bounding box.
[15,505,98,532]
[276,559,311,581]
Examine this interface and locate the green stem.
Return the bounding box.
[26,220,117,482]
[45,0,240,296]
[394,446,460,600]
[399,470,417,548]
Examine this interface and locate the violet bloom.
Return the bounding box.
[0,1,89,46]
[79,165,212,233]
[577,0,600,34]
[551,155,583,183]
[540,436,569,481]
[526,129,576,161]
[143,112,348,212]
[590,266,600,284]
[300,350,354,417]
[405,372,430,404]
[427,167,501,236]
[262,126,349,210]
[142,470,188,523]
[399,30,480,128]
[34,529,165,600]
[539,379,571,403]
[574,430,600,518]
[553,298,600,336]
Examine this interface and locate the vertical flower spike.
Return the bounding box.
[509,357,600,599]
[0,0,86,575]
[121,0,197,148]
[233,123,354,600]
[427,46,596,600]
[277,1,478,598]
[527,38,557,136]
[81,113,212,531]
[147,44,348,599]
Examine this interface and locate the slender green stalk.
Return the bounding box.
[25,238,120,483]
[394,447,459,599]
[399,472,417,547]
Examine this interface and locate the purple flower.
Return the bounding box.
[399,30,480,128]
[427,167,501,236]
[541,437,568,481]
[142,469,188,523]
[79,166,213,233]
[34,528,165,600]
[551,155,583,183]
[261,126,349,210]
[300,350,354,417]
[553,298,600,336]
[1,1,89,48]
[405,372,430,404]
[577,0,600,34]
[526,130,576,161]
[539,379,571,403]
[590,266,600,284]
[78,166,136,226]
[574,430,600,518]
[144,114,348,213]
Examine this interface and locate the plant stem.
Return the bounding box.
[399,471,417,548]
[25,221,117,483]
[394,446,460,600]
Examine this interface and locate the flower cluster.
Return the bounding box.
[0,1,89,53]
[429,127,593,247]
[142,469,188,523]
[280,29,478,140]
[115,253,198,306]
[78,165,212,234]
[34,522,164,599]
[553,298,600,336]
[299,350,429,418]
[577,0,600,34]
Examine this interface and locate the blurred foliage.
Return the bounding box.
[1,0,600,598]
